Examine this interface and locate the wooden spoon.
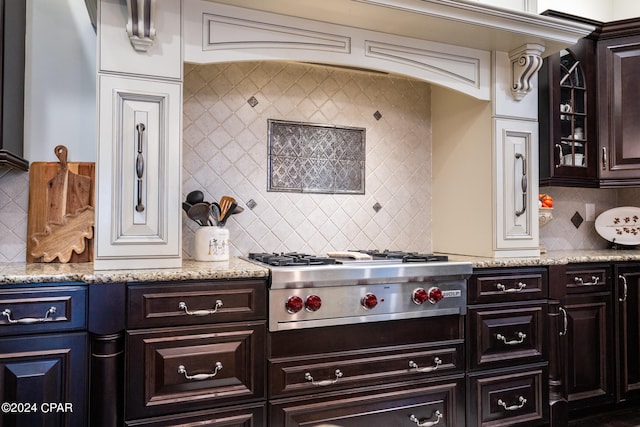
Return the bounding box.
[219,196,236,220]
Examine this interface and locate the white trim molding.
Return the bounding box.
[509,44,545,101]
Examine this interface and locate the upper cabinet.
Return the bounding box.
[597,21,640,186]
[0,0,28,171]
[539,12,640,188]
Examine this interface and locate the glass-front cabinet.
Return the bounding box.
[539,13,599,187]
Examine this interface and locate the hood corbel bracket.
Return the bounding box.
[126,0,156,52]
[509,44,545,101]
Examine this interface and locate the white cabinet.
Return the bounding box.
[95,0,183,269]
[494,118,539,255]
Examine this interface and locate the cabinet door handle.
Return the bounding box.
[177,362,222,381]
[496,282,527,293]
[135,123,146,213]
[515,153,527,217]
[496,331,526,345]
[1,307,57,324]
[619,274,628,302]
[178,300,223,316]
[559,306,568,336]
[498,396,527,411]
[304,369,343,386]
[409,357,442,373]
[409,410,442,426]
[602,146,607,170]
[574,276,600,286]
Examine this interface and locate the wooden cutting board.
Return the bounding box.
[27,145,95,263]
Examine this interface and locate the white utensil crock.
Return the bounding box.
[194,226,229,261]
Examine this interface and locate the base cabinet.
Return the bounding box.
[0,283,88,427]
[615,263,640,402]
[270,377,465,427]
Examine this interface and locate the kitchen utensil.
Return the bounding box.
[186,190,205,205]
[182,202,192,214]
[232,205,244,214]
[27,145,95,263]
[219,196,235,219]
[30,206,95,262]
[209,202,221,225]
[219,201,237,225]
[188,202,212,226]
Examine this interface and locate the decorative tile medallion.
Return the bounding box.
[267,119,366,194]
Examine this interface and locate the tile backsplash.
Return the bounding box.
[0,166,29,262]
[182,61,434,258]
[2,61,639,262]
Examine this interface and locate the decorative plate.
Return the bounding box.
[595,206,640,245]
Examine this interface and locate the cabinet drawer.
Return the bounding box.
[470,269,548,304]
[565,265,610,294]
[269,341,463,398]
[126,321,266,419]
[468,302,545,370]
[0,285,87,335]
[127,279,266,328]
[124,402,266,427]
[467,363,548,427]
[270,376,465,427]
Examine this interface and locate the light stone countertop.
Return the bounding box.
[0,258,269,285]
[2,250,640,284]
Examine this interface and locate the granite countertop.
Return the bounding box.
[2,250,640,284]
[446,249,640,268]
[0,258,269,285]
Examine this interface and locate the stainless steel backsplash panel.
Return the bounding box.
[267,119,365,194]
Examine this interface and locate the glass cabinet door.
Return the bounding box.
[557,49,587,169]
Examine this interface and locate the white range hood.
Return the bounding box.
[94,0,594,269]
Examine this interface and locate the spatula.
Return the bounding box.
[219,196,236,221]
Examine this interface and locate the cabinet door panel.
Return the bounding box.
[126,322,265,419]
[494,118,539,255]
[467,364,548,427]
[468,302,546,370]
[95,75,182,269]
[270,377,464,427]
[615,265,640,401]
[0,332,87,427]
[0,285,86,335]
[598,39,640,182]
[127,280,266,329]
[269,342,463,398]
[124,402,266,427]
[562,293,614,408]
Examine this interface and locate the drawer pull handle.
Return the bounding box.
[497,396,527,411]
[409,357,442,373]
[177,362,222,381]
[496,282,526,293]
[409,410,442,426]
[574,276,600,286]
[619,275,628,302]
[178,300,223,316]
[559,306,568,336]
[1,306,57,324]
[304,369,343,386]
[496,331,526,345]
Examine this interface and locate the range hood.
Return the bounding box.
[203,0,595,58]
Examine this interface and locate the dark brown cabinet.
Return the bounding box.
[0,283,88,427]
[560,264,615,411]
[467,268,550,427]
[614,263,640,402]
[123,279,267,425]
[539,13,640,188]
[268,316,466,426]
[0,0,28,171]
[597,23,640,186]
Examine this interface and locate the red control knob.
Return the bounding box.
[285,295,304,313]
[305,295,322,312]
[428,287,444,304]
[362,293,378,310]
[412,288,429,305]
